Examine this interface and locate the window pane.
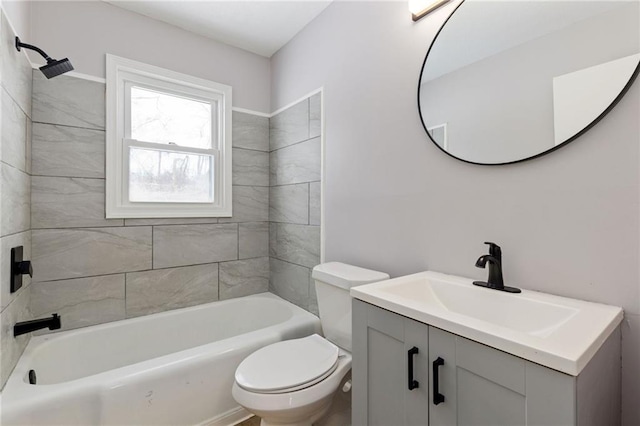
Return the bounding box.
[130,86,213,149]
[129,147,214,203]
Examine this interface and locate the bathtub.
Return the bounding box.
[1,293,321,426]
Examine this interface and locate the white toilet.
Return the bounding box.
[232,262,389,426]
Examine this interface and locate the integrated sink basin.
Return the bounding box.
[350,271,623,376]
[384,277,579,338]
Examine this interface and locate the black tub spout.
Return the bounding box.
[14,314,61,337]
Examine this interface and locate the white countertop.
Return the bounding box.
[350,271,623,376]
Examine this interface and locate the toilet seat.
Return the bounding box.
[235,334,339,394]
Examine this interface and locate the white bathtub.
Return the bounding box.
[1,293,321,426]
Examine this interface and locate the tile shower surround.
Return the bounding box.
[0,10,35,388]
[27,73,322,334]
[29,72,270,329]
[269,94,322,315]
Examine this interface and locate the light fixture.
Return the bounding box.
[409,0,450,21]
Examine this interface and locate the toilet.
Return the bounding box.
[232,262,389,426]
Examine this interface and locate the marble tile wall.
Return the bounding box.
[0,11,34,389]
[29,73,270,335]
[269,93,322,314]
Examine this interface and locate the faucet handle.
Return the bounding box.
[17,260,33,277]
[483,242,501,259]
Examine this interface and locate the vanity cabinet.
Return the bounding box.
[352,297,429,425]
[427,326,574,425]
[352,299,621,426]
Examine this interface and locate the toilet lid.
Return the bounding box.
[235,334,339,393]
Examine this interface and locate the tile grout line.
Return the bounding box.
[0,229,32,239]
[308,182,311,225]
[232,183,270,188]
[269,135,320,154]
[271,256,318,271]
[30,271,127,284]
[123,220,220,226]
[0,286,30,316]
[0,84,32,120]
[31,120,105,132]
[31,174,106,181]
[220,255,267,265]
[30,224,132,231]
[151,226,154,270]
[0,95,30,174]
[217,261,221,301]
[270,181,320,189]
[0,159,30,175]
[29,259,265,285]
[124,271,128,318]
[24,113,31,177]
[30,222,259,231]
[307,97,311,140]
[232,146,270,154]
[268,222,320,227]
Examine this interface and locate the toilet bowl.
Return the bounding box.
[232,335,352,426]
[232,262,389,426]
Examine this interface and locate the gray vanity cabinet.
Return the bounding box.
[353,299,621,426]
[428,326,574,425]
[352,298,429,425]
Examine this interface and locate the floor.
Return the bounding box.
[238,416,261,426]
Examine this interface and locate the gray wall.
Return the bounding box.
[1,1,31,42]
[270,2,640,425]
[28,1,271,113]
[29,73,270,332]
[269,94,322,315]
[0,9,34,389]
[420,4,639,163]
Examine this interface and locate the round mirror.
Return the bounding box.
[418,0,640,165]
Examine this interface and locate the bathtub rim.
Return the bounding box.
[2,292,320,402]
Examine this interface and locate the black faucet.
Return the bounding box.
[14,314,61,337]
[473,242,521,293]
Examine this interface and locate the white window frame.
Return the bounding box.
[106,54,232,218]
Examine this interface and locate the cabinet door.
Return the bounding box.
[428,326,575,426]
[352,300,429,426]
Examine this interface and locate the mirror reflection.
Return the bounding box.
[418,0,640,165]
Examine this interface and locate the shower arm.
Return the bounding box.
[14,36,74,79]
[15,37,54,63]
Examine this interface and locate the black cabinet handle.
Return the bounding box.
[407,346,419,390]
[433,357,445,405]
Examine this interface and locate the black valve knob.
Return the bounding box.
[16,260,33,277]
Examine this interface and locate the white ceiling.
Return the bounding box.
[103,0,333,57]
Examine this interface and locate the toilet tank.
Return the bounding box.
[312,262,389,352]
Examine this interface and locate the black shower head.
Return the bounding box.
[39,58,74,79]
[15,37,74,79]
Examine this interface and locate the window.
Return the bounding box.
[106,55,232,218]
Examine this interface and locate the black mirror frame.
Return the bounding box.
[417,0,640,166]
